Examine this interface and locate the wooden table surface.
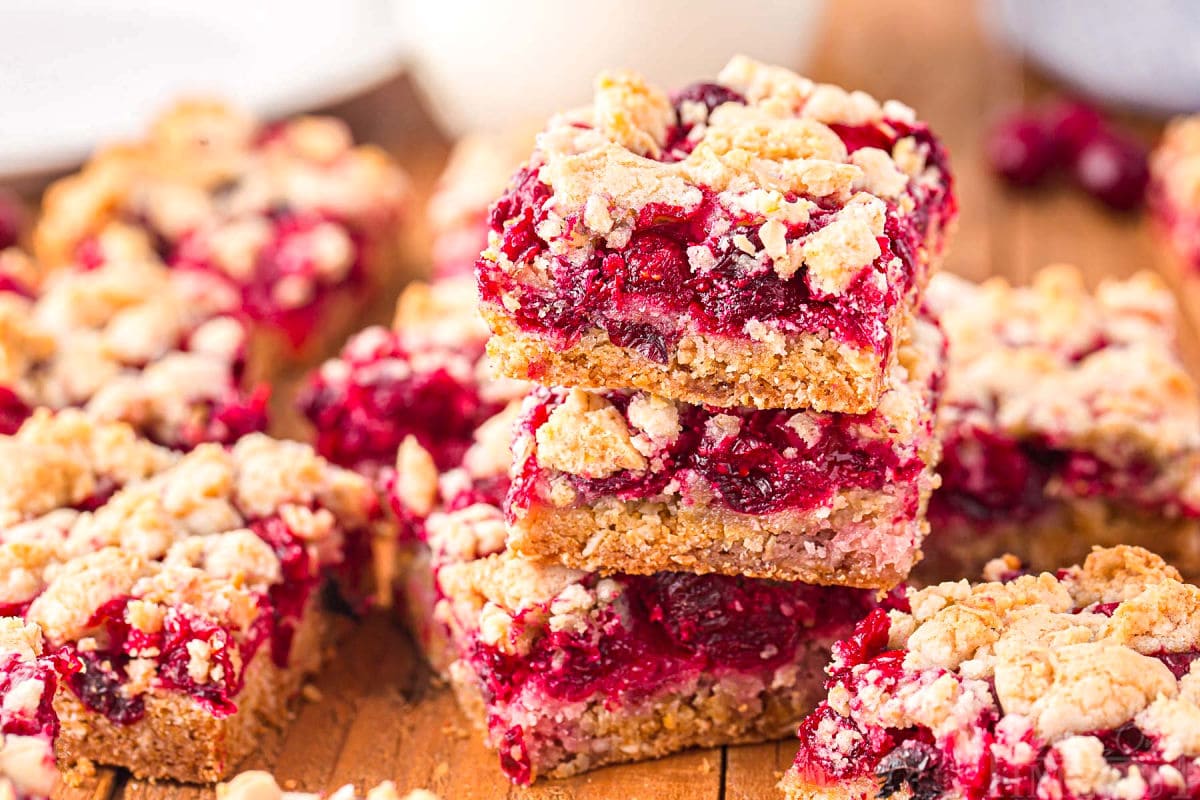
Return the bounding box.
[44,1,1200,799]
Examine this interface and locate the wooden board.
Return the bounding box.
[42,0,1198,798]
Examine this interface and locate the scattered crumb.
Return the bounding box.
[433,763,449,780]
[302,684,324,703]
[284,779,299,790]
[699,757,713,774]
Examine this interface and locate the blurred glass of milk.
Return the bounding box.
[397,0,828,136]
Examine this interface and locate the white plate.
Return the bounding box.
[0,0,404,179]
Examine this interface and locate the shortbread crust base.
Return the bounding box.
[509,480,936,590]
[482,311,898,415]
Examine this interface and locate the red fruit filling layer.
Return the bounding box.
[471,572,878,783]
[48,514,371,724]
[932,423,1198,524]
[299,332,501,473]
[510,388,926,517]
[171,211,368,350]
[479,97,954,364]
[791,609,1200,800]
[0,651,63,742]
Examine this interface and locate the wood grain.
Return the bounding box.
[39,0,1189,798]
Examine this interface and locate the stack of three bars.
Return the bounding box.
[359,57,957,783]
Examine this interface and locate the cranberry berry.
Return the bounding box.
[1043,100,1105,161]
[1071,131,1149,212]
[986,115,1056,187]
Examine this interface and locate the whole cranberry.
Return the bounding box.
[0,191,27,251]
[670,82,745,118]
[986,115,1056,187]
[1043,100,1105,161]
[1071,131,1149,211]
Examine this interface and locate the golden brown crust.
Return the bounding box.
[484,310,892,414]
[509,492,927,588]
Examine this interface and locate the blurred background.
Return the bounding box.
[2,0,1199,295]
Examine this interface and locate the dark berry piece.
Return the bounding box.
[671,82,746,118]
[1043,100,1105,162]
[1071,131,1149,211]
[986,115,1056,187]
[875,740,945,800]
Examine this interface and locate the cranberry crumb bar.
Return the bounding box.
[504,314,944,588]
[478,55,956,413]
[0,409,379,782]
[35,101,409,359]
[782,545,1200,800]
[428,128,536,279]
[1150,115,1200,272]
[921,266,1200,581]
[0,227,267,448]
[220,770,439,800]
[0,620,62,800]
[392,404,881,784]
[300,276,526,475]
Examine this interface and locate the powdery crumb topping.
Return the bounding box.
[534,389,647,478]
[0,409,176,526]
[35,100,408,269]
[218,770,440,800]
[833,547,1200,798]
[801,546,1200,800]
[0,619,58,800]
[928,265,1200,508]
[0,428,374,642]
[488,56,935,302]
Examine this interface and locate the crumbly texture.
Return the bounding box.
[34,101,408,357]
[0,412,377,782]
[928,266,1200,549]
[784,546,1200,800]
[54,595,329,783]
[1151,115,1200,270]
[484,312,894,414]
[394,406,868,783]
[506,315,943,587]
[0,226,267,447]
[507,492,930,588]
[219,769,440,800]
[478,56,954,412]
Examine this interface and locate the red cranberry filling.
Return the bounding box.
[299,333,500,472]
[0,387,31,436]
[933,422,1194,524]
[473,570,873,711]
[172,211,367,349]
[479,117,953,363]
[512,389,920,517]
[0,652,62,741]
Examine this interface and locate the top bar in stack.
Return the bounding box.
[478,55,956,413]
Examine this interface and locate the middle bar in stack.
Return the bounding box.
[482,56,955,589]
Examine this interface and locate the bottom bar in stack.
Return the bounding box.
[392,403,883,784]
[921,266,1200,581]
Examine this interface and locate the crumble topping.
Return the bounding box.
[36,101,408,269]
[534,389,647,478]
[929,265,1200,520]
[795,546,1200,800]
